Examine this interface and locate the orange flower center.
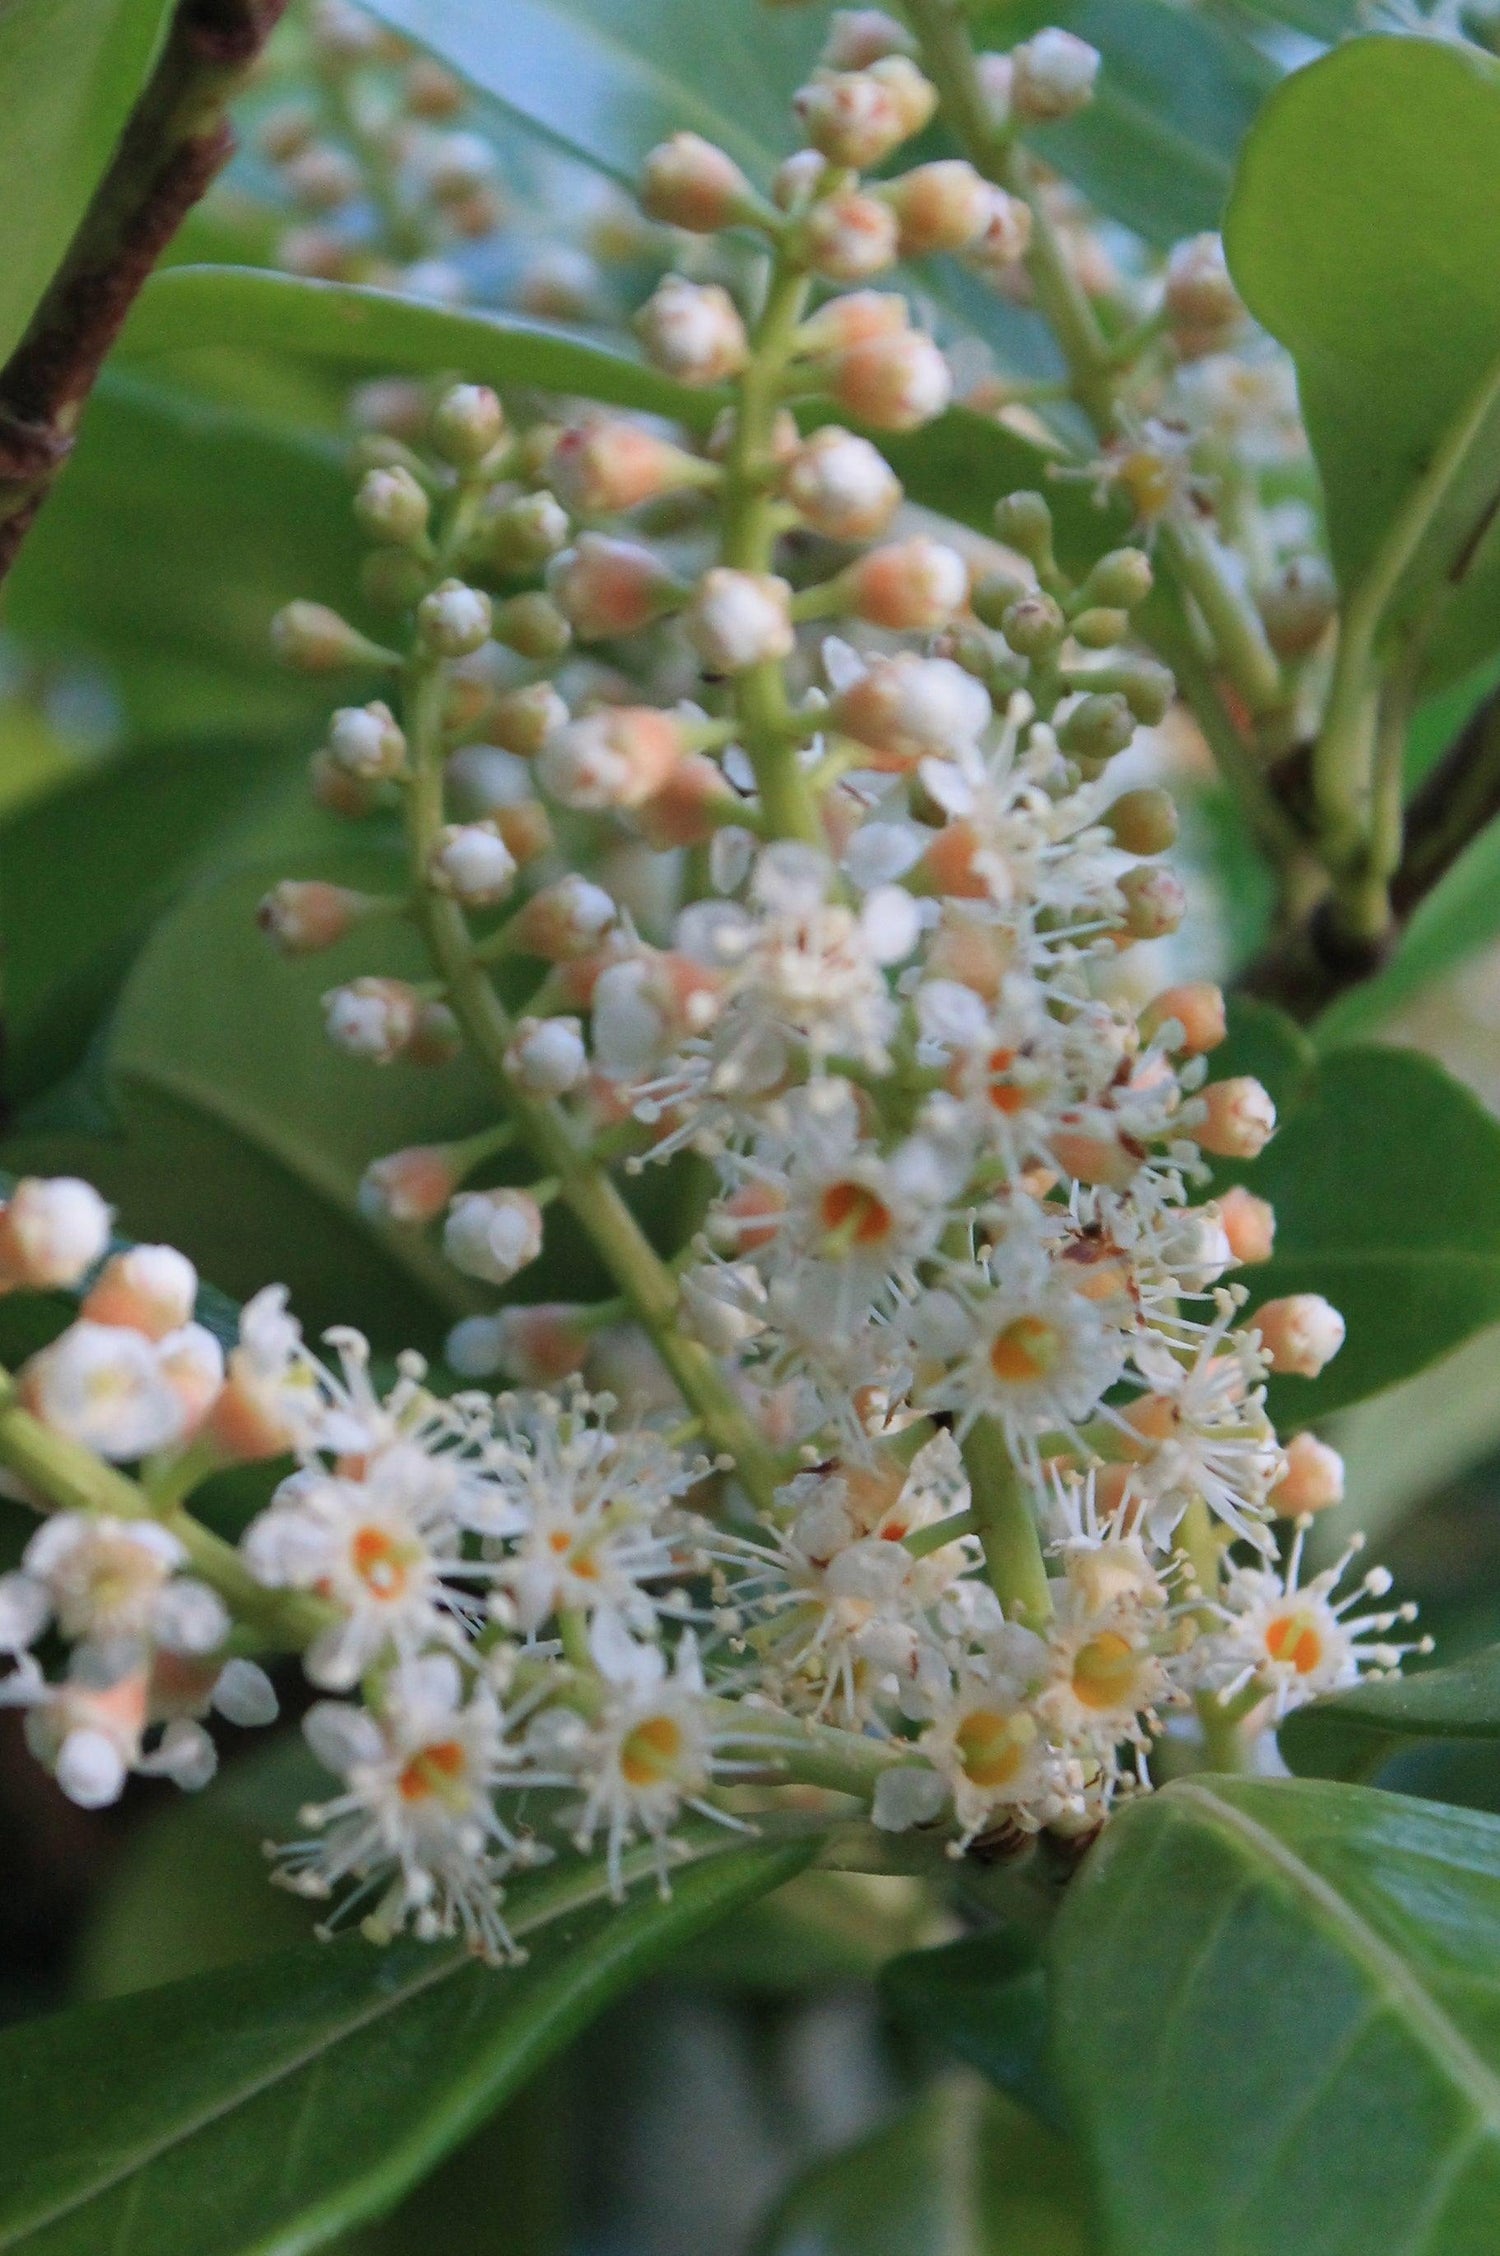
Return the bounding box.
[1071,1630,1144,1712]
[819,1179,895,1251]
[986,1047,1027,1116]
[619,1712,685,1789]
[990,1314,1062,1385]
[1265,1609,1325,1675]
[398,1738,468,1803]
[351,1524,415,1600]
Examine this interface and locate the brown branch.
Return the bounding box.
[0,0,289,581]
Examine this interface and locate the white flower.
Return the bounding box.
[1198,1522,1429,1722]
[21,1324,186,1460]
[443,1189,546,1286]
[0,1177,111,1290]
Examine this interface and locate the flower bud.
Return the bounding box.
[310,748,381,817]
[492,591,572,660]
[1140,981,1225,1054]
[822,9,915,67]
[969,565,1033,630]
[256,880,373,955]
[405,55,464,115]
[968,189,1033,272]
[423,130,497,203]
[408,1000,462,1068]
[844,537,968,631]
[1271,1431,1345,1516]
[794,60,935,168]
[1255,1293,1345,1378]
[634,275,748,385]
[1119,864,1185,938]
[428,820,518,907]
[635,753,738,848]
[327,700,406,780]
[882,161,994,257]
[780,426,901,541]
[1196,1076,1276,1159]
[1010,28,1100,122]
[825,331,953,430]
[443,1188,545,1285]
[1059,691,1135,765]
[802,189,900,282]
[21,1322,184,1459]
[684,568,794,671]
[321,977,421,1064]
[285,143,363,211]
[0,1178,111,1292]
[361,545,431,613]
[1106,787,1178,856]
[271,602,394,674]
[1164,233,1242,355]
[1001,590,1065,656]
[429,382,506,466]
[358,1144,465,1225]
[831,651,991,764]
[353,464,430,545]
[81,1245,197,1339]
[1071,606,1130,650]
[1083,547,1154,610]
[591,952,721,1076]
[538,706,688,809]
[992,489,1056,569]
[417,578,492,657]
[549,419,711,515]
[546,533,682,640]
[473,487,570,570]
[639,132,757,231]
[510,873,618,959]
[447,1302,592,1384]
[798,291,908,356]
[773,148,831,212]
[505,1015,588,1095]
[1257,556,1337,661]
[157,1324,226,1435]
[487,681,568,756]
[1217,1184,1276,1264]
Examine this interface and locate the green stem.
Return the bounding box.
[960,1416,1053,1627]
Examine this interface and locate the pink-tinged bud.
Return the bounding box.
[635,753,738,848]
[844,536,968,630]
[1010,28,1100,122]
[505,1015,588,1096]
[311,746,382,817]
[271,601,394,673]
[968,188,1033,272]
[510,873,618,960]
[1140,982,1226,1055]
[1271,1431,1345,1516]
[443,1188,545,1285]
[549,419,712,515]
[407,1000,462,1068]
[492,800,554,864]
[1119,864,1187,939]
[1258,557,1337,661]
[352,463,430,545]
[429,382,506,466]
[417,578,492,658]
[1217,1184,1276,1265]
[447,1302,592,1384]
[718,1181,788,1253]
[822,9,915,67]
[157,1323,226,1435]
[1164,233,1242,355]
[1049,1125,1140,1190]
[427,820,518,907]
[0,1178,111,1292]
[545,532,682,640]
[882,161,994,257]
[794,67,907,168]
[359,1144,463,1225]
[634,275,748,385]
[257,880,370,955]
[488,681,568,757]
[802,189,900,281]
[798,291,908,356]
[1196,1075,1276,1159]
[773,147,831,212]
[868,51,940,133]
[825,331,952,431]
[1255,1293,1345,1379]
[639,132,756,231]
[539,705,689,811]
[831,651,991,764]
[684,568,795,672]
[327,700,406,780]
[781,426,902,541]
[592,952,722,1076]
[321,977,421,1064]
[81,1245,197,1339]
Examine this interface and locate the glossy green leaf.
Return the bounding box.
[1282,1646,1500,1784]
[753,2085,1093,2256]
[880,1930,1065,2134]
[1053,1776,1500,2256]
[0,1834,811,2256]
[1204,1012,1500,1421]
[1226,39,1500,683]
[0,0,174,365]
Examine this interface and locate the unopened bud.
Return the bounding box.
[408,999,462,1067]
[822,9,915,67]
[443,1188,545,1285]
[353,464,430,545]
[1083,547,1154,610]
[1010,28,1100,122]
[447,1302,592,1384]
[793,59,936,168]
[1197,1076,1276,1159]
[968,189,1033,272]
[492,591,572,660]
[845,537,968,631]
[1001,591,1066,657]
[1271,1431,1345,1515]
[271,602,395,674]
[505,1015,588,1095]
[538,706,688,810]
[1119,865,1186,939]
[798,290,908,356]
[285,143,363,211]
[1255,1293,1345,1378]
[549,420,711,515]
[428,821,518,906]
[1059,691,1135,764]
[358,1144,463,1225]
[1118,662,1175,727]
[473,487,569,570]
[824,330,952,431]
[82,1245,197,1339]
[802,189,900,281]
[361,546,431,612]
[417,578,492,657]
[1140,981,1225,1053]
[257,880,375,954]
[969,564,1033,629]
[405,55,465,116]
[511,873,618,959]
[635,753,738,848]
[882,161,994,257]
[1218,1184,1276,1264]
[1071,606,1130,649]
[639,132,757,231]
[0,1178,111,1292]
[310,748,381,817]
[546,533,682,640]
[429,383,506,465]
[1257,556,1337,661]
[326,701,406,782]
[1164,233,1242,354]
[780,426,902,541]
[685,568,794,671]
[1106,787,1178,856]
[635,275,748,385]
[487,681,568,756]
[321,977,421,1064]
[992,490,1055,570]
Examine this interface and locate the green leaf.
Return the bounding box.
[880,1931,1066,2135]
[1282,1646,1500,1785]
[0,0,174,365]
[1052,1775,1500,2256]
[1225,38,1500,683]
[0,1834,810,2256]
[1205,1016,1500,1421]
[752,2085,1093,2256]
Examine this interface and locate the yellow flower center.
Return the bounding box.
[1071,1630,1146,1713]
[954,1706,1036,1789]
[990,1314,1062,1385]
[619,1712,686,1789]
